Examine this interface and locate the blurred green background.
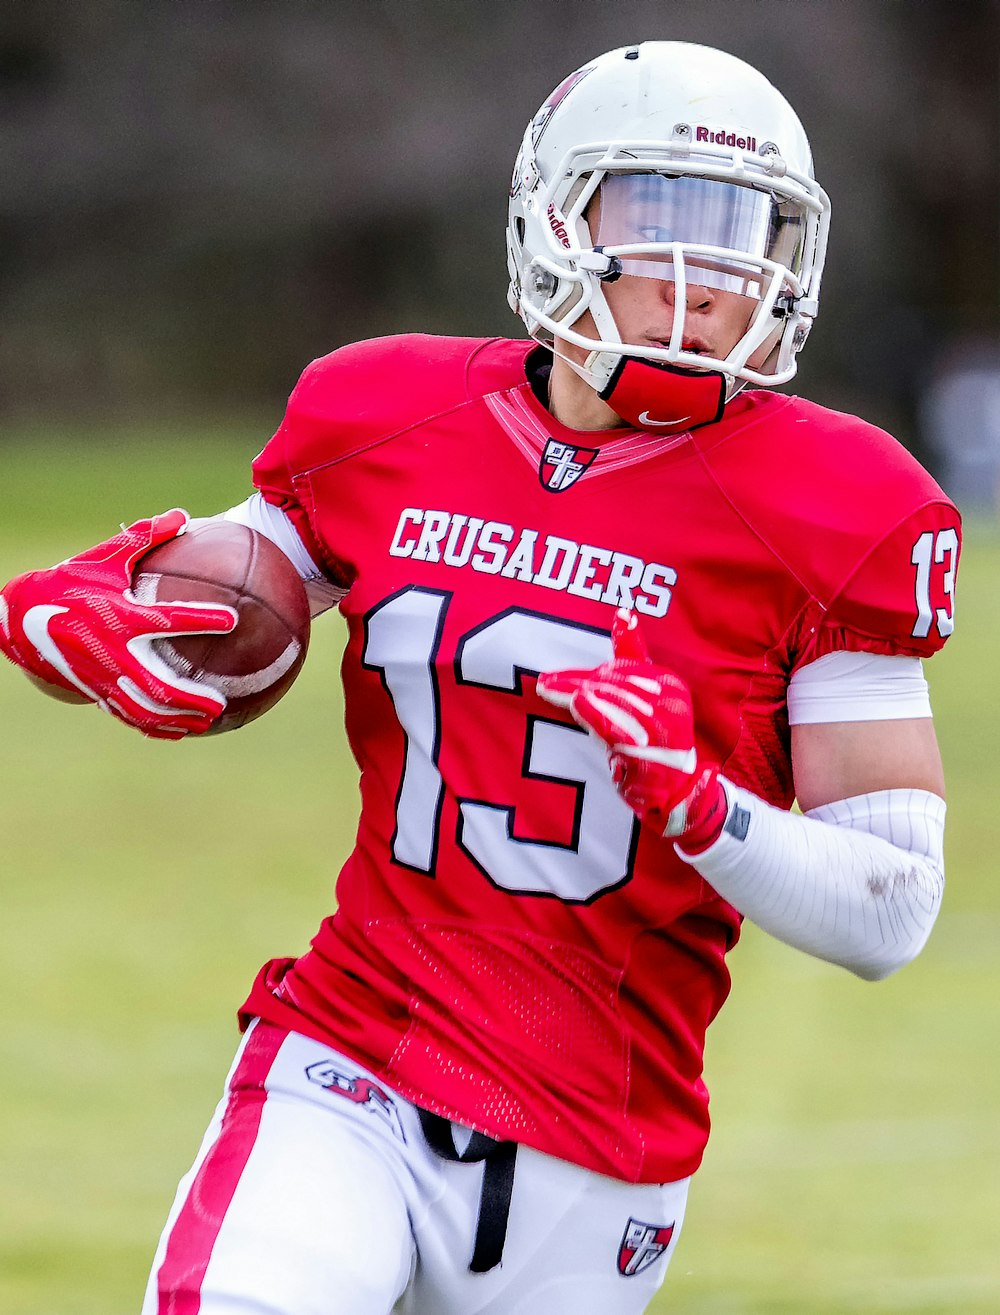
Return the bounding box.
[1,436,997,1312]
[2,1,999,1310]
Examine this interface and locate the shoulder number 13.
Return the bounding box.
[911,528,958,640]
[362,588,638,903]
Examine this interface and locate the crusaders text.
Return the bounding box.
[389,507,677,618]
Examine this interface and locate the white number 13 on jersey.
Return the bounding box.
[362,588,638,903]
[911,528,958,639]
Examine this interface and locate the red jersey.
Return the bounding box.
[241,334,960,1184]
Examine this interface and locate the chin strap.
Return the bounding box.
[594,353,728,433]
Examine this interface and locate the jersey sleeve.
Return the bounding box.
[251,333,508,589]
[251,340,408,587]
[251,356,352,585]
[796,499,961,668]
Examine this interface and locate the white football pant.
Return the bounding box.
[142,1021,690,1314]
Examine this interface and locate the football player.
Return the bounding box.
[0,41,960,1315]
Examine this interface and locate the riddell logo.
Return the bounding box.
[696,125,759,152]
[547,203,571,249]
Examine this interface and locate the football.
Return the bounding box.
[134,520,311,734]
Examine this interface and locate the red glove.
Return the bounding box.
[0,509,237,740]
[537,609,727,853]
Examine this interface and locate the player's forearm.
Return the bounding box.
[678,783,946,981]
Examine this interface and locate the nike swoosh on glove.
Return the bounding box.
[0,509,237,739]
[536,608,728,854]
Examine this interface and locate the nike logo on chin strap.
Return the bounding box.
[21,604,98,701]
[638,411,692,428]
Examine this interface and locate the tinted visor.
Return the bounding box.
[593,174,806,298]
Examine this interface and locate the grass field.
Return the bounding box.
[1,429,998,1314]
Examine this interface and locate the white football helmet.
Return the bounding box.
[507,42,831,430]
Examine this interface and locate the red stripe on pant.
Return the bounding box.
[155,1023,287,1314]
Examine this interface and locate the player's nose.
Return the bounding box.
[660,278,714,312]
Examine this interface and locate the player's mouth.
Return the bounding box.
[647,336,713,358]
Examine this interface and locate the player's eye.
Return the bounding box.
[637,226,673,243]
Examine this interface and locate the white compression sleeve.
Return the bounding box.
[678,783,946,981]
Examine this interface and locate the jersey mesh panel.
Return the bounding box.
[370,920,637,1174]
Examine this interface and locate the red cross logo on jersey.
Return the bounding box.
[617,1217,675,1276]
[540,438,598,492]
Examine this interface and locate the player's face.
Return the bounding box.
[557,276,774,389]
[599,273,765,367]
[581,170,800,365]
[549,280,769,433]
[548,277,773,432]
[583,175,784,370]
[547,176,789,430]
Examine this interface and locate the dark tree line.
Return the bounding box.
[1,0,997,467]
